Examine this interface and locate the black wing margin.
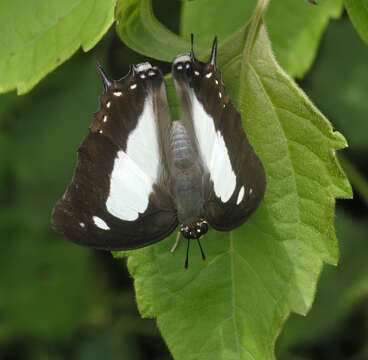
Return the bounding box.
[52,64,178,250]
[172,37,266,231]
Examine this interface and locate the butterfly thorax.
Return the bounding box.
[169,121,203,225]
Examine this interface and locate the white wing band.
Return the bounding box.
[191,95,236,202]
[106,97,160,221]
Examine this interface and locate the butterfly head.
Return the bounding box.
[180,219,208,240]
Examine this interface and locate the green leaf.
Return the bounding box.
[302,17,368,151]
[115,0,185,61]
[180,0,343,78]
[115,0,207,62]
[345,0,368,44]
[116,0,343,78]
[277,209,368,356]
[0,0,116,94]
[115,4,352,360]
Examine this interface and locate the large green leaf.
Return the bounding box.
[116,0,343,78]
[114,3,352,359]
[344,0,368,44]
[0,0,116,94]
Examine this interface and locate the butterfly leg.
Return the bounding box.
[170,230,181,253]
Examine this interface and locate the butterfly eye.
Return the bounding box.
[200,222,208,235]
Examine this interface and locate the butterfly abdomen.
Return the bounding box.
[169,121,202,224]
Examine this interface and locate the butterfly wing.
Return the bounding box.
[52,63,178,250]
[172,39,266,231]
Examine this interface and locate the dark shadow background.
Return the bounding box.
[0,2,367,359]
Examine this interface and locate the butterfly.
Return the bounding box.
[52,36,266,268]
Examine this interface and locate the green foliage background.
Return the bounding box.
[0,0,367,359]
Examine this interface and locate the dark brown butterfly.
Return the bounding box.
[52,37,266,267]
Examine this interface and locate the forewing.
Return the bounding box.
[172,43,266,231]
[52,64,178,250]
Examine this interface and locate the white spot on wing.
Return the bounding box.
[93,216,110,230]
[79,222,85,228]
[107,101,111,108]
[106,97,160,221]
[191,95,236,202]
[103,115,107,122]
[206,72,212,78]
[249,188,253,195]
[113,91,122,97]
[236,186,245,205]
[194,70,200,76]
[130,83,137,90]
[135,62,152,72]
[173,54,191,64]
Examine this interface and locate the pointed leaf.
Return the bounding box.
[0,0,116,94]
[345,0,368,44]
[114,6,352,360]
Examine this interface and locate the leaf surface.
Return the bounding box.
[0,0,115,94]
[114,3,352,359]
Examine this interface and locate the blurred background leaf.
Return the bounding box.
[344,0,368,44]
[276,209,368,359]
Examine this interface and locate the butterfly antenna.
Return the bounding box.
[171,231,181,253]
[209,36,218,67]
[197,239,206,261]
[131,64,138,75]
[190,33,197,61]
[184,239,190,270]
[96,62,112,91]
